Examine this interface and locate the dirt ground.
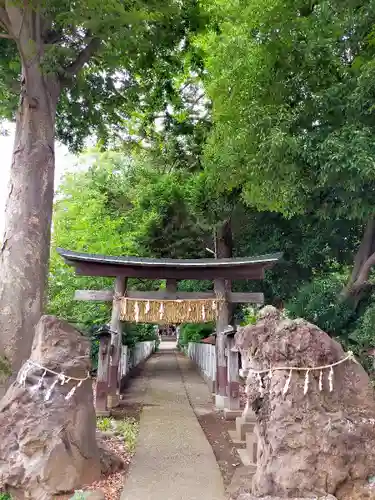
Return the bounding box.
[196,410,243,487]
[89,402,143,500]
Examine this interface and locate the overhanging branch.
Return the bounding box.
[64,37,101,77]
[0,6,10,33]
[0,31,12,39]
[353,251,375,289]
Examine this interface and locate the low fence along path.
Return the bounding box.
[121,342,226,500]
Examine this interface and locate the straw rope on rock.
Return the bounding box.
[119,297,223,323]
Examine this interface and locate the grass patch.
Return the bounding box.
[69,491,87,500]
[0,356,11,384]
[97,416,139,454]
[96,416,113,432]
[115,418,139,453]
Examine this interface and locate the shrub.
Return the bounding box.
[0,356,12,385]
[177,322,214,349]
[123,323,159,349]
[70,492,87,500]
[0,493,11,500]
[238,306,258,326]
[350,300,375,348]
[285,273,375,377]
[89,323,159,372]
[346,300,375,377]
[286,273,355,336]
[97,417,113,432]
[96,416,139,453]
[115,417,139,453]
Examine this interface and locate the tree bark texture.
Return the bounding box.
[0,2,100,392]
[216,217,234,322]
[0,67,60,386]
[216,218,233,259]
[343,218,375,307]
[0,4,61,389]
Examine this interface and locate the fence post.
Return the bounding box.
[213,347,216,383]
[211,346,216,383]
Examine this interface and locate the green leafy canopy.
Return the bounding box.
[0,0,206,150]
[197,0,375,221]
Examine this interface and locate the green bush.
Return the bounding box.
[350,301,375,348]
[346,300,375,376]
[0,493,11,500]
[115,417,139,453]
[177,322,214,349]
[69,492,87,500]
[96,416,140,453]
[89,323,159,371]
[97,416,113,432]
[238,306,257,326]
[286,274,355,336]
[123,323,158,348]
[285,273,375,377]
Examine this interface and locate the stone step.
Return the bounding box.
[228,429,246,445]
[96,410,110,417]
[246,431,258,464]
[237,448,256,468]
[226,465,256,496]
[236,416,256,441]
[224,408,243,421]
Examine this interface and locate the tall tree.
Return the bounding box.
[198,0,375,305]
[49,150,208,326]
[0,0,203,383]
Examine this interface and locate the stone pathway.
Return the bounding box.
[120,344,226,500]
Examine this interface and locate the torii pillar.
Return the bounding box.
[107,276,127,410]
[214,278,230,409]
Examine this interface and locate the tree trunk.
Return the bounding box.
[214,218,233,407]
[0,3,99,395]
[0,58,60,390]
[342,217,375,307]
[216,217,234,322]
[216,219,233,259]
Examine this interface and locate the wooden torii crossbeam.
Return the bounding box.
[57,248,282,414]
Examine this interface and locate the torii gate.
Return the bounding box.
[57,248,281,414]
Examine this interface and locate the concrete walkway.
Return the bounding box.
[121,344,226,500]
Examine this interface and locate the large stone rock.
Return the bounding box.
[96,433,125,475]
[235,306,375,499]
[0,315,101,499]
[234,496,337,500]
